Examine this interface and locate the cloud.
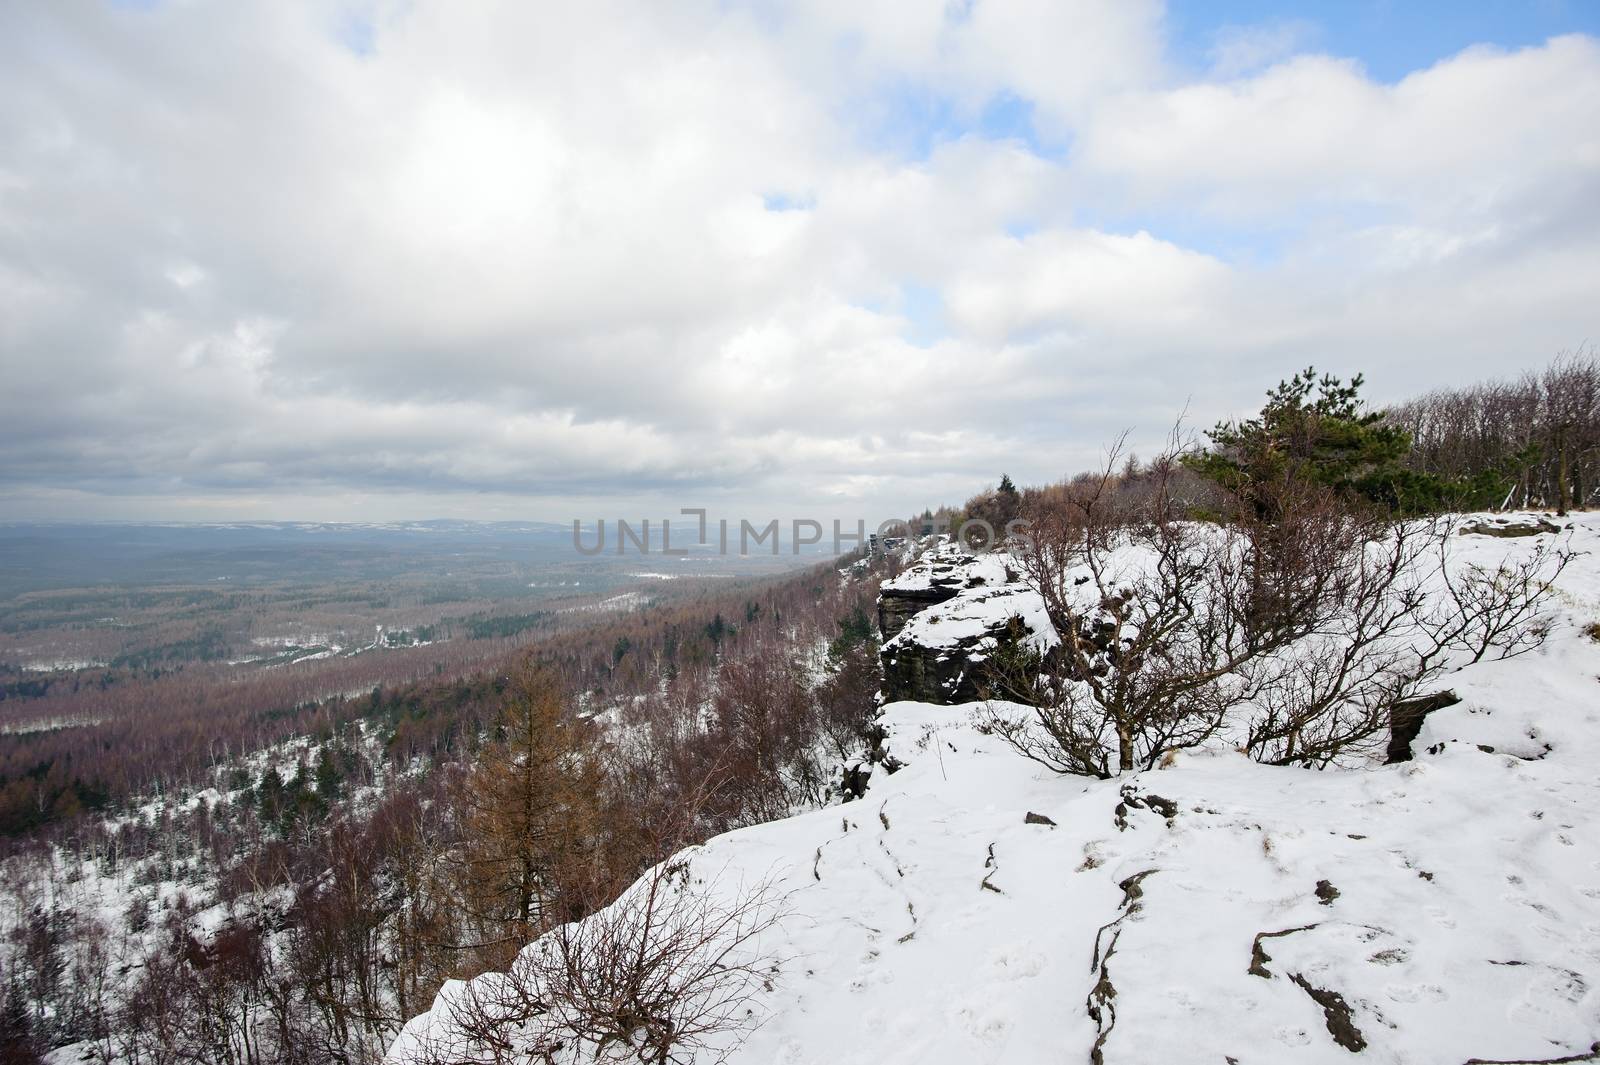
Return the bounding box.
[0,2,1596,521]
[1206,19,1319,80]
[1075,35,1600,219]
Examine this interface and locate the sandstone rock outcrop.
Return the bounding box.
[876,539,1052,704]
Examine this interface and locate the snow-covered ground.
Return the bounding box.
[392,515,1600,1064]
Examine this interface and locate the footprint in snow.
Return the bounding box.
[952,997,1014,1042]
[986,946,1046,980]
[1424,905,1458,929]
[1163,987,1198,1013]
[1383,982,1447,1005]
[848,963,895,992]
[1507,966,1588,1033]
[770,1038,807,1065]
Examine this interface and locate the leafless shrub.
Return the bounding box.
[404,858,782,1065]
[1241,520,1435,766]
[1419,533,1575,664]
[1254,520,1574,765]
[979,439,1357,776]
[984,437,1578,775]
[538,860,780,1063]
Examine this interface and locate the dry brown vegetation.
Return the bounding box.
[0,549,887,1063]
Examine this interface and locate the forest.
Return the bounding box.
[0,540,888,1063]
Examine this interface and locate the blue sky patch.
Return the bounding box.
[1166,0,1600,83]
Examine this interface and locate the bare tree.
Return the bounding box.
[1242,520,1436,766]
[1246,519,1573,765]
[1388,348,1600,510]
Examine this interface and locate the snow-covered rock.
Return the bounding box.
[878,539,1051,704]
[1457,514,1567,538]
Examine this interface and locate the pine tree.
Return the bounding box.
[1183,367,1433,512]
[995,472,1022,527]
[0,978,41,1065]
[313,747,343,800]
[256,765,285,822]
[828,605,875,659]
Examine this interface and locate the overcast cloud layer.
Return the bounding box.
[2,1,1598,522]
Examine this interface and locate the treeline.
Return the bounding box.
[943,351,1599,530]
[1389,350,1600,512]
[0,648,437,840]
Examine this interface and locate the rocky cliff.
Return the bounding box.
[877,538,1053,704]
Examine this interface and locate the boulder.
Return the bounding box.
[1386,690,1462,763]
[1458,516,1562,538]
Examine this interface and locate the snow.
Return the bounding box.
[889,572,1053,657]
[878,539,1055,675]
[16,658,107,672]
[392,513,1600,1064]
[559,591,650,613]
[878,535,987,594]
[0,714,106,735]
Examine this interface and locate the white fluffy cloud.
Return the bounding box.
[1076,35,1600,217]
[0,1,1596,521]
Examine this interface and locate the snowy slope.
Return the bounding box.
[392,516,1600,1065]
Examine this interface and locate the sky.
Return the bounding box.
[1,0,1597,525]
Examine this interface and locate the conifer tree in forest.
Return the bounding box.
[0,978,42,1064]
[454,663,604,963]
